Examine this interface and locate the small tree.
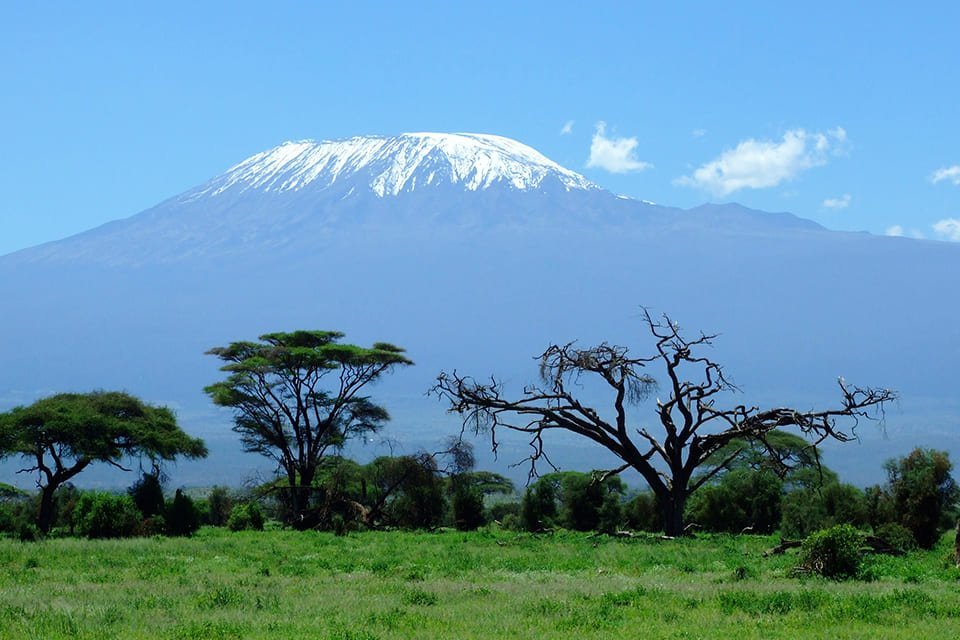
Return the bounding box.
[166,489,201,536]
[205,331,412,527]
[879,448,959,548]
[0,391,207,534]
[129,472,166,519]
[434,310,894,536]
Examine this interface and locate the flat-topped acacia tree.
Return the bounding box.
[205,330,413,527]
[0,391,207,534]
[433,311,895,537]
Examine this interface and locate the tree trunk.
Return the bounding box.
[658,489,687,537]
[37,484,57,534]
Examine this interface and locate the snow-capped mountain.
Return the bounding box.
[5,133,818,266]
[182,133,598,200]
[1,132,958,488]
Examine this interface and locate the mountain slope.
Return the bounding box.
[0,132,956,488]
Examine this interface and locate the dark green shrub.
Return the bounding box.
[625,491,661,532]
[882,448,959,548]
[521,477,558,531]
[781,482,868,538]
[227,502,265,531]
[73,492,143,538]
[686,469,782,534]
[874,522,917,552]
[796,524,864,579]
[450,484,486,531]
[206,486,234,527]
[128,472,166,519]
[166,489,201,536]
[367,455,446,530]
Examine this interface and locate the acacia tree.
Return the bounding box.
[0,391,208,534]
[204,330,412,527]
[433,311,895,536]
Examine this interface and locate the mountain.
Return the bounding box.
[1,133,957,487]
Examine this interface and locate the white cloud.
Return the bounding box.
[560,120,574,136]
[586,122,652,173]
[675,128,847,196]
[933,218,960,241]
[823,194,851,209]
[886,225,926,239]
[691,128,707,138]
[931,165,960,185]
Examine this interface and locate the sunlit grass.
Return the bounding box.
[0,528,958,638]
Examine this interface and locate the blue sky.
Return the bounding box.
[2,1,959,255]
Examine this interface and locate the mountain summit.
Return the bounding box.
[181,133,598,202]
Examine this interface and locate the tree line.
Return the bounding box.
[1,314,954,550]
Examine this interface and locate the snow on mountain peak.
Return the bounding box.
[185,133,598,200]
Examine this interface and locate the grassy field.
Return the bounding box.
[1,527,959,639]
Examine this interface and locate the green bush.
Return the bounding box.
[686,469,782,534]
[624,491,661,532]
[781,482,868,538]
[73,492,143,539]
[796,524,864,579]
[874,522,917,552]
[227,502,265,531]
[166,489,201,536]
[128,472,166,519]
[206,486,234,527]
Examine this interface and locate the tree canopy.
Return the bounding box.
[433,310,895,536]
[204,330,412,527]
[0,391,207,533]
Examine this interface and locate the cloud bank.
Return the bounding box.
[676,128,847,196]
[586,122,652,174]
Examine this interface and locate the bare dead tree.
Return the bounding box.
[432,309,895,536]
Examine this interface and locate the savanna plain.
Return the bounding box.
[2,527,959,640]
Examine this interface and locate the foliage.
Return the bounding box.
[0,391,207,533]
[206,486,234,527]
[878,448,959,549]
[796,524,865,579]
[875,522,918,553]
[434,310,894,536]
[450,482,485,530]
[227,502,265,531]
[128,472,166,519]
[780,482,868,538]
[166,489,201,536]
[367,454,446,529]
[686,468,783,534]
[520,471,625,532]
[624,491,661,532]
[72,492,143,539]
[205,330,412,526]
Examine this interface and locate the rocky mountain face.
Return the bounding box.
[1,133,957,486]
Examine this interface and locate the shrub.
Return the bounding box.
[73,492,143,538]
[781,482,868,538]
[624,491,661,532]
[686,468,782,534]
[227,502,265,531]
[874,522,917,553]
[882,448,959,548]
[128,472,166,519]
[796,524,864,579]
[166,489,201,536]
[206,486,234,527]
[450,484,486,531]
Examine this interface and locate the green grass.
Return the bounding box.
[0,528,958,638]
